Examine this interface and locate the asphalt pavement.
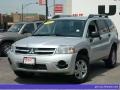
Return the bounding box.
[0,48,120,84]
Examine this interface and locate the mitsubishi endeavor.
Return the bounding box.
[8,14,119,83]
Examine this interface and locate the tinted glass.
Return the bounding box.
[88,20,98,36]
[96,19,108,34]
[8,23,24,32]
[22,23,35,33]
[33,20,86,37]
[105,19,114,31]
[36,22,43,28]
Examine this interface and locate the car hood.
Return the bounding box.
[14,36,84,48]
[0,32,18,38]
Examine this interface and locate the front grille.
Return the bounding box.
[18,63,47,70]
[15,47,55,55]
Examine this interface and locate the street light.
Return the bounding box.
[38,0,55,21]
[21,2,38,21]
[45,0,55,21]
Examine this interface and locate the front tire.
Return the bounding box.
[104,48,117,68]
[73,55,89,83]
[1,42,12,57]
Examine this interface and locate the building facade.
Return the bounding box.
[63,0,72,15]
[0,13,45,30]
[12,12,45,23]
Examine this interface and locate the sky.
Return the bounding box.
[0,0,64,15]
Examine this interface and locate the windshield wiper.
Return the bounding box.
[32,34,66,37]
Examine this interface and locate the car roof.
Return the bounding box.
[52,15,109,21]
[53,16,88,20]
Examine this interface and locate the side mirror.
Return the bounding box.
[90,32,100,38]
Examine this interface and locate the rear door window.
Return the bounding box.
[105,19,114,32]
[96,19,109,34]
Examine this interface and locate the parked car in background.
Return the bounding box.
[0,25,5,32]
[0,29,4,32]
[0,21,43,56]
[8,14,119,83]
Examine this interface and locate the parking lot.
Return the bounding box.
[0,47,120,84]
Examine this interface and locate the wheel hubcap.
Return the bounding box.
[75,60,87,79]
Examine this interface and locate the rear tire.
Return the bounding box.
[72,55,89,83]
[14,71,34,78]
[104,48,117,68]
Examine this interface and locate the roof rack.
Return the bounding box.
[88,14,108,18]
[52,15,72,19]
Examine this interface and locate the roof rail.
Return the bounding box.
[52,15,72,19]
[88,14,108,18]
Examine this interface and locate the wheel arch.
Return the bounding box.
[111,42,117,51]
[0,40,14,45]
[76,48,89,63]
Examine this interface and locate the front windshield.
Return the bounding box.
[33,20,86,37]
[8,23,24,32]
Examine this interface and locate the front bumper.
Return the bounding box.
[8,51,77,75]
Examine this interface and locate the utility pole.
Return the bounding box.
[22,4,23,21]
[45,0,48,21]
[53,0,55,16]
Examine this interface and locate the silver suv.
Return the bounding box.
[8,15,119,83]
[0,21,43,56]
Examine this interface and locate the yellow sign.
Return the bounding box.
[44,21,54,25]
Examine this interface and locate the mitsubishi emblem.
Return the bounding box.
[29,48,34,54]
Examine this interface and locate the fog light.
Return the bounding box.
[57,60,68,69]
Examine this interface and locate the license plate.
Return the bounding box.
[23,57,36,65]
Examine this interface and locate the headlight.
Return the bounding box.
[55,46,76,54]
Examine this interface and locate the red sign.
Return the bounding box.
[54,4,63,13]
[39,0,46,5]
[73,13,83,16]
